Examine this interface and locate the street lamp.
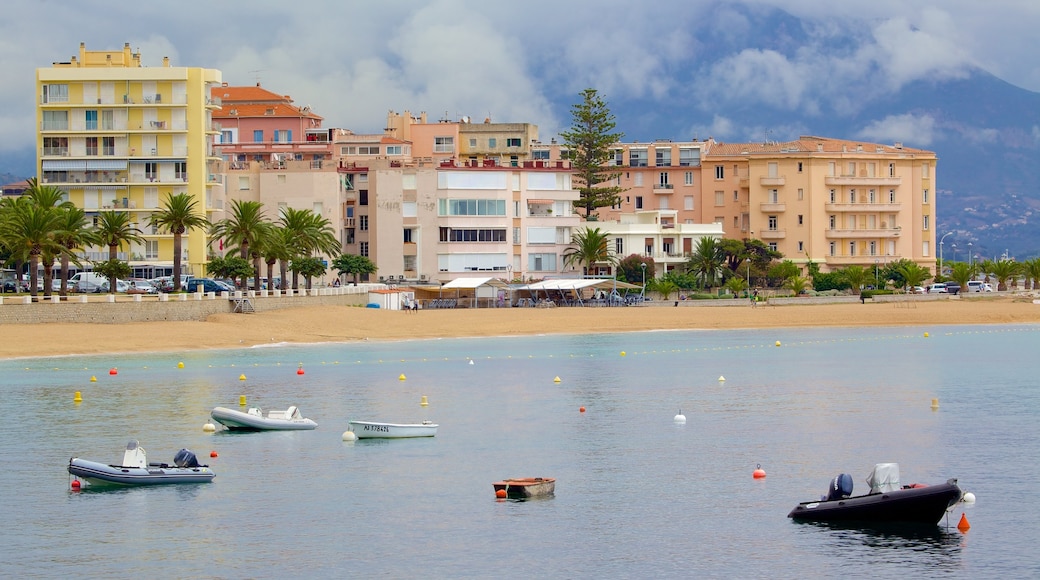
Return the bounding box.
[640,262,647,298]
[874,258,879,288]
[951,243,957,263]
[968,242,973,268]
[939,232,953,276]
[746,258,751,293]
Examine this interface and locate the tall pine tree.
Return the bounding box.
[560,89,625,220]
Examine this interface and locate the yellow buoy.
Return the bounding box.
[239,374,247,381]
[924,332,930,338]
[620,351,626,357]
[718,376,726,382]
[239,395,247,406]
[420,395,429,407]
[90,376,97,382]
[74,391,82,403]
[177,362,184,369]
[775,341,781,347]
[931,398,939,409]
[399,374,407,381]
[554,376,561,383]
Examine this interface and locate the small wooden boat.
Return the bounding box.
[788,464,961,524]
[493,477,556,499]
[68,440,215,486]
[211,405,317,431]
[347,420,438,438]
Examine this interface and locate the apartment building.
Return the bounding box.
[703,136,937,273]
[36,43,223,277]
[595,210,724,278]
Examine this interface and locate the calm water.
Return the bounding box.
[2,323,1039,578]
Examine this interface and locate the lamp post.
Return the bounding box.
[874,258,879,288]
[951,244,957,263]
[939,232,952,276]
[640,262,647,298]
[746,257,751,294]
[968,242,973,268]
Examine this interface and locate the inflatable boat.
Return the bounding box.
[211,405,317,431]
[788,463,961,524]
[68,440,215,486]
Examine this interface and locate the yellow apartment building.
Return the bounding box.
[36,43,223,278]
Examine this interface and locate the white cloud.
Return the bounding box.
[857,113,937,146]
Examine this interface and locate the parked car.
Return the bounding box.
[911,286,926,294]
[71,279,106,293]
[184,277,233,294]
[944,282,961,295]
[967,281,994,292]
[925,283,947,294]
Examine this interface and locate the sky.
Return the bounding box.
[2,0,1039,160]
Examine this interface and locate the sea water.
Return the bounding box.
[1,324,1038,578]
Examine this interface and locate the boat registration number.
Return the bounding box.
[362,424,389,432]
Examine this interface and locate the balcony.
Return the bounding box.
[759,202,786,212]
[760,176,785,186]
[760,229,786,240]
[652,183,674,194]
[827,254,902,265]
[825,228,901,239]
[825,175,901,186]
[825,202,902,212]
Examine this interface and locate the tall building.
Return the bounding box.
[36,43,223,277]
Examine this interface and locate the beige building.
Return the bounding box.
[36,43,223,277]
[594,210,725,278]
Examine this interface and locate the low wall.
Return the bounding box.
[0,285,377,325]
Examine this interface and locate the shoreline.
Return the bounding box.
[9,296,1040,360]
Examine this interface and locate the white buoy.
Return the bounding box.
[342,431,357,441]
[718,376,726,382]
[674,409,686,423]
[469,359,474,365]
[203,423,216,432]
[962,492,976,503]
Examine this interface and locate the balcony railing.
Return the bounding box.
[825,175,902,186]
[759,202,786,212]
[825,228,901,239]
[825,202,902,212]
[760,229,786,239]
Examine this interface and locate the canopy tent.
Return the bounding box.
[438,276,511,308]
[519,279,642,306]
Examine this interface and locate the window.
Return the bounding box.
[889,163,896,177]
[922,162,930,178]
[849,241,856,256]
[733,190,739,201]
[715,165,724,179]
[829,189,836,203]
[684,196,694,210]
[888,189,896,203]
[145,162,157,181]
[797,162,803,173]
[253,130,263,143]
[238,176,249,190]
[85,137,98,156]
[629,149,648,167]
[42,110,68,131]
[469,138,477,147]
[528,253,557,272]
[635,196,643,209]
[868,189,876,203]
[488,138,497,149]
[797,215,803,225]
[175,162,187,180]
[612,149,623,166]
[221,130,233,144]
[359,190,368,206]
[768,243,777,252]
[359,215,369,231]
[829,241,836,256]
[42,83,69,103]
[43,137,68,156]
[145,240,159,260]
[923,189,929,204]
[360,242,369,257]
[684,171,693,186]
[386,145,402,155]
[532,149,550,160]
[768,189,778,203]
[715,191,724,206]
[354,146,379,155]
[768,216,778,230]
[438,228,507,242]
[658,172,670,187]
[102,137,115,156]
[679,148,699,167]
[869,241,877,256]
[849,189,856,203]
[274,130,291,143]
[434,137,454,153]
[923,215,929,230]
[439,199,507,216]
[655,148,671,167]
[829,215,836,229]
[615,238,624,254]
[506,138,521,147]
[798,241,804,252]
[797,188,803,201]
[85,110,98,130]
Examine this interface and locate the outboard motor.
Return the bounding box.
[174,449,200,468]
[826,473,854,501]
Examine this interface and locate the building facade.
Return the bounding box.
[36,43,223,277]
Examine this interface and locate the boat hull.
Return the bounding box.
[211,407,317,431]
[348,420,438,438]
[788,480,962,524]
[493,477,556,499]
[68,458,215,486]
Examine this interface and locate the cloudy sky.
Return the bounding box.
[2,0,1038,159]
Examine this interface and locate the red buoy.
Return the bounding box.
[579,406,586,413]
[70,480,81,490]
[958,513,971,531]
[297,368,305,375]
[495,489,507,498]
[210,451,218,458]
[753,464,767,479]
[109,368,118,375]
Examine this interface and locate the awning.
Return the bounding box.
[441,276,510,290]
[42,160,86,170]
[85,160,128,171]
[526,199,554,204]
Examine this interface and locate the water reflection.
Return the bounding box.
[796,520,964,571]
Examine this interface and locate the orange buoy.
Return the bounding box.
[495,489,507,498]
[579,407,586,413]
[297,367,305,375]
[70,480,81,490]
[109,368,118,375]
[958,513,971,531]
[753,464,767,479]
[210,451,218,458]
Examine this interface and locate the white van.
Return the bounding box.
[69,272,107,293]
[967,281,994,292]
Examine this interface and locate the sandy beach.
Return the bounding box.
[9,295,1040,360]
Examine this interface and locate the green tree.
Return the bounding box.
[649,278,678,300]
[838,265,870,293]
[92,258,131,287]
[0,199,64,298]
[891,260,931,291]
[984,259,1021,291]
[686,236,726,288]
[149,192,209,291]
[559,89,625,219]
[24,178,74,297]
[562,227,615,275]
[278,207,340,290]
[93,211,143,293]
[948,262,973,289]
[53,205,95,296]
[206,255,253,283]
[332,253,377,286]
[1023,257,1040,290]
[291,256,326,289]
[785,275,811,295]
[768,260,800,286]
[616,254,654,285]
[210,200,270,289]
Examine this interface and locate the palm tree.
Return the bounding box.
[893,261,931,292]
[984,259,1022,291]
[93,211,143,293]
[562,227,615,276]
[1023,257,1040,290]
[0,201,64,298]
[53,205,95,296]
[210,200,270,288]
[838,265,870,293]
[278,207,340,289]
[24,178,73,296]
[686,236,725,288]
[148,193,209,291]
